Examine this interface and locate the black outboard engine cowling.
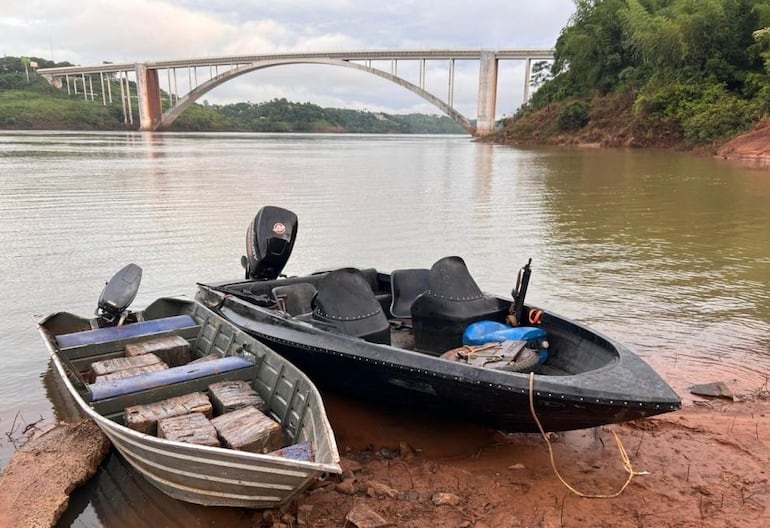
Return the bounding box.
[242,206,298,281]
[96,263,142,324]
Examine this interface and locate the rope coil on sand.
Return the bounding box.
[528,372,648,498]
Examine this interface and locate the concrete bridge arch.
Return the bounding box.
[39,49,554,135]
[156,58,474,133]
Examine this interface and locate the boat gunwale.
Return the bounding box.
[209,288,681,411]
[36,300,342,507]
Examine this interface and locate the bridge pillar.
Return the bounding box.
[135,63,163,131]
[475,51,498,136]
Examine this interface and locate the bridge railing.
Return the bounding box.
[37,49,554,134]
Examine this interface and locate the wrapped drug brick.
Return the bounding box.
[93,362,168,383]
[208,380,265,414]
[157,413,219,447]
[125,392,213,434]
[211,406,285,453]
[90,354,167,383]
[125,335,191,367]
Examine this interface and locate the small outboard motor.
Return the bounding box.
[241,206,298,281]
[96,263,142,325]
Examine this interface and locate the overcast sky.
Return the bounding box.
[2,0,575,118]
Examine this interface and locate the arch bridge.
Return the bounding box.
[38,49,553,136]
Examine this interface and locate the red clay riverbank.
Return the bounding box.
[1,391,767,527]
[264,391,769,528]
[716,121,770,165]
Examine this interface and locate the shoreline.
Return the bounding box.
[4,125,770,164]
[293,391,770,527]
[1,377,767,527]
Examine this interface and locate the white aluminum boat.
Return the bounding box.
[37,279,340,509]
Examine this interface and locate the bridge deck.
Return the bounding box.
[36,48,554,136]
[38,49,554,75]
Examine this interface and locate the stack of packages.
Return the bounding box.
[89,335,191,383]
[99,334,305,458]
[125,379,286,453]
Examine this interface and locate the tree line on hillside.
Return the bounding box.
[0,55,131,129]
[0,56,73,88]
[210,98,465,134]
[0,56,465,134]
[511,0,770,146]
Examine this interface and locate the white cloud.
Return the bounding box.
[220,20,296,55]
[290,34,367,52]
[2,0,574,117]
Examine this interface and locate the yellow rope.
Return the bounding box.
[458,342,501,359]
[528,372,647,498]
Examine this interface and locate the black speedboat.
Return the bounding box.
[197,206,681,432]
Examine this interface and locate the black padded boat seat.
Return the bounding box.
[390,268,430,318]
[56,315,199,351]
[357,268,380,291]
[272,283,317,316]
[312,268,391,344]
[351,267,392,315]
[411,256,501,354]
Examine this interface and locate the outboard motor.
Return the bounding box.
[96,263,142,325]
[241,206,298,281]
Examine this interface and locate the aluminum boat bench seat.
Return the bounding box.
[89,356,254,402]
[56,315,200,351]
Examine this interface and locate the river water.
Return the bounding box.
[0,131,768,526]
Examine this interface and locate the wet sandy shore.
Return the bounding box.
[280,390,769,528]
[3,385,767,527]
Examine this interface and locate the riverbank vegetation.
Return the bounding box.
[0,57,126,129]
[0,56,464,134]
[208,98,465,133]
[501,0,770,150]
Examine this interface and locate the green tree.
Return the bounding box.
[511,0,770,146]
[552,0,633,95]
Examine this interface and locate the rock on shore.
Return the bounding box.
[716,121,770,163]
[0,419,110,528]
